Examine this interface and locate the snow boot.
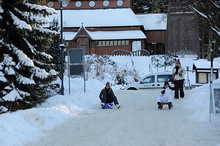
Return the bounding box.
[157,102,162,110]
[168,102,173,109]
[116,104,121,109]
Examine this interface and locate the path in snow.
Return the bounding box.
[25,90,220,146]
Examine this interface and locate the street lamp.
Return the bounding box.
[59,0,70,95]
[209,40,215,121]
[59,43,65,95]
[210,40,215,84]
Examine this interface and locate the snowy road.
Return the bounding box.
[25,89,220,146]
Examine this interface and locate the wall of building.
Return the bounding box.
[166,12,200,56]
[145,30,166,45]
[43,0,132,9]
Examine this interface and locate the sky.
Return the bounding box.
[0,55,220,146]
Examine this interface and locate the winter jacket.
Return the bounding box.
[99,87,115,99]
[160,87,173,97]
[172,66,186,81]
[156,87,174,103]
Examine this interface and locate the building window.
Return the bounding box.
[103,0,109,7]
[98,40,129,46]
[89,1,95,7]
[47,2,54,7]
[117,0,123,6]
[65,41,69,47]
[75,1,82,7]
[86,27,95,29]
[132,41,141,51]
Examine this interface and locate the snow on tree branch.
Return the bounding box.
[34,27,58,35]
[211,26,220,37]
[34,67,51,79]
[9,11,32,30]
[14,6,52,26]
[2,89,22,101]
[23,38,36,53]
[0,71,7,83]
[39,52,53,60]
[7,44,35,67]
[190,6,207,19]
[210,0,220,9]
[24,3,57,15]
[16,74,35,85]
[2,54,16,75]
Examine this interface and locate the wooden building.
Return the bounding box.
[193,60,220,84]
[43,0,147,55]
[166,0,200,56]
[136,13,167,54]
[42,0,200,56]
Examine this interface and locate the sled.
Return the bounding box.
[160,103,173,110]
[102,103,113,109]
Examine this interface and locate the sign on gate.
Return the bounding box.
[69,49,84,64]
[211,84,220,114]
[68,48,84,76]
[68,48,86,93]
[69,65,84,75]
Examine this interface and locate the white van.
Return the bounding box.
[122,72,174,90]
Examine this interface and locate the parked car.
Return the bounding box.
[121,72,174,90]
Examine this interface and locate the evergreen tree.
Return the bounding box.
[0,0,58,113]
[48,18,61,74]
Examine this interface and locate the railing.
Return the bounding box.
[131,49,149,56]
[111,49,131,56]
[112,49,150,56]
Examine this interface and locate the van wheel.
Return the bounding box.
[128,88,137,90]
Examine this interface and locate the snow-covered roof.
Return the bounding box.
[193,59,220,69]
[50,8,142,27]
[63,32,77,40]
[88,30,146,40]
[136,13,167,30]
[64,30,146,40]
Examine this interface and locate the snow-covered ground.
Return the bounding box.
[0,56,220,146]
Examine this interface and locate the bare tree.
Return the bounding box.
[189,0,220,58]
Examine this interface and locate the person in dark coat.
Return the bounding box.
[99,82,121,109]
[172,59,186,99]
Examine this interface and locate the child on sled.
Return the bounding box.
[155,82,174,109]
[99,82,121,109]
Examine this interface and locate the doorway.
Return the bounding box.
[77,37,90,54]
